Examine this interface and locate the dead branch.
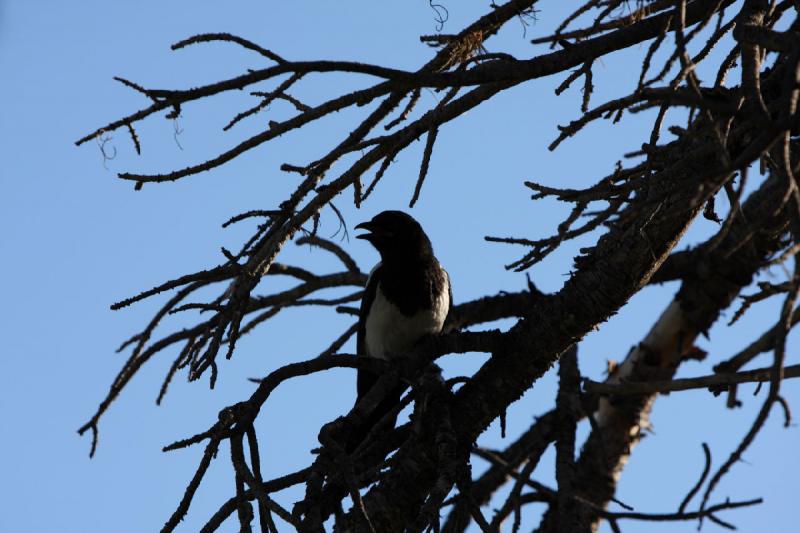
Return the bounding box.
[77,1,800,531]
[585,362,800,395]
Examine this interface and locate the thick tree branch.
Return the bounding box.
[536,169,793,532]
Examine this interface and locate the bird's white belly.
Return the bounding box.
[365,285,449,360]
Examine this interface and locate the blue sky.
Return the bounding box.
[1,1,797,531]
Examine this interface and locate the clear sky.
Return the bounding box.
[1,1,797,532]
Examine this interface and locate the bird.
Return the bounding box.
[346,210,451,452]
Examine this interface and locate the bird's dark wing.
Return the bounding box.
[356,264,382,400]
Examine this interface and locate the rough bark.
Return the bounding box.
[536,170,791,532]
[337,100,772,532]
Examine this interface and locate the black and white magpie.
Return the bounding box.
[347,210,451,451]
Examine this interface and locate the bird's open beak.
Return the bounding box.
[355,221,375,240]
[356,220,394,241]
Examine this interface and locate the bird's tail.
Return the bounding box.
[345,383,406,454]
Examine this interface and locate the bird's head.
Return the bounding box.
[355,210,433,262]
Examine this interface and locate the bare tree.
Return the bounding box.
[77,1,800,531]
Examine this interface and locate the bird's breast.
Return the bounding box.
[364,284,449,360]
